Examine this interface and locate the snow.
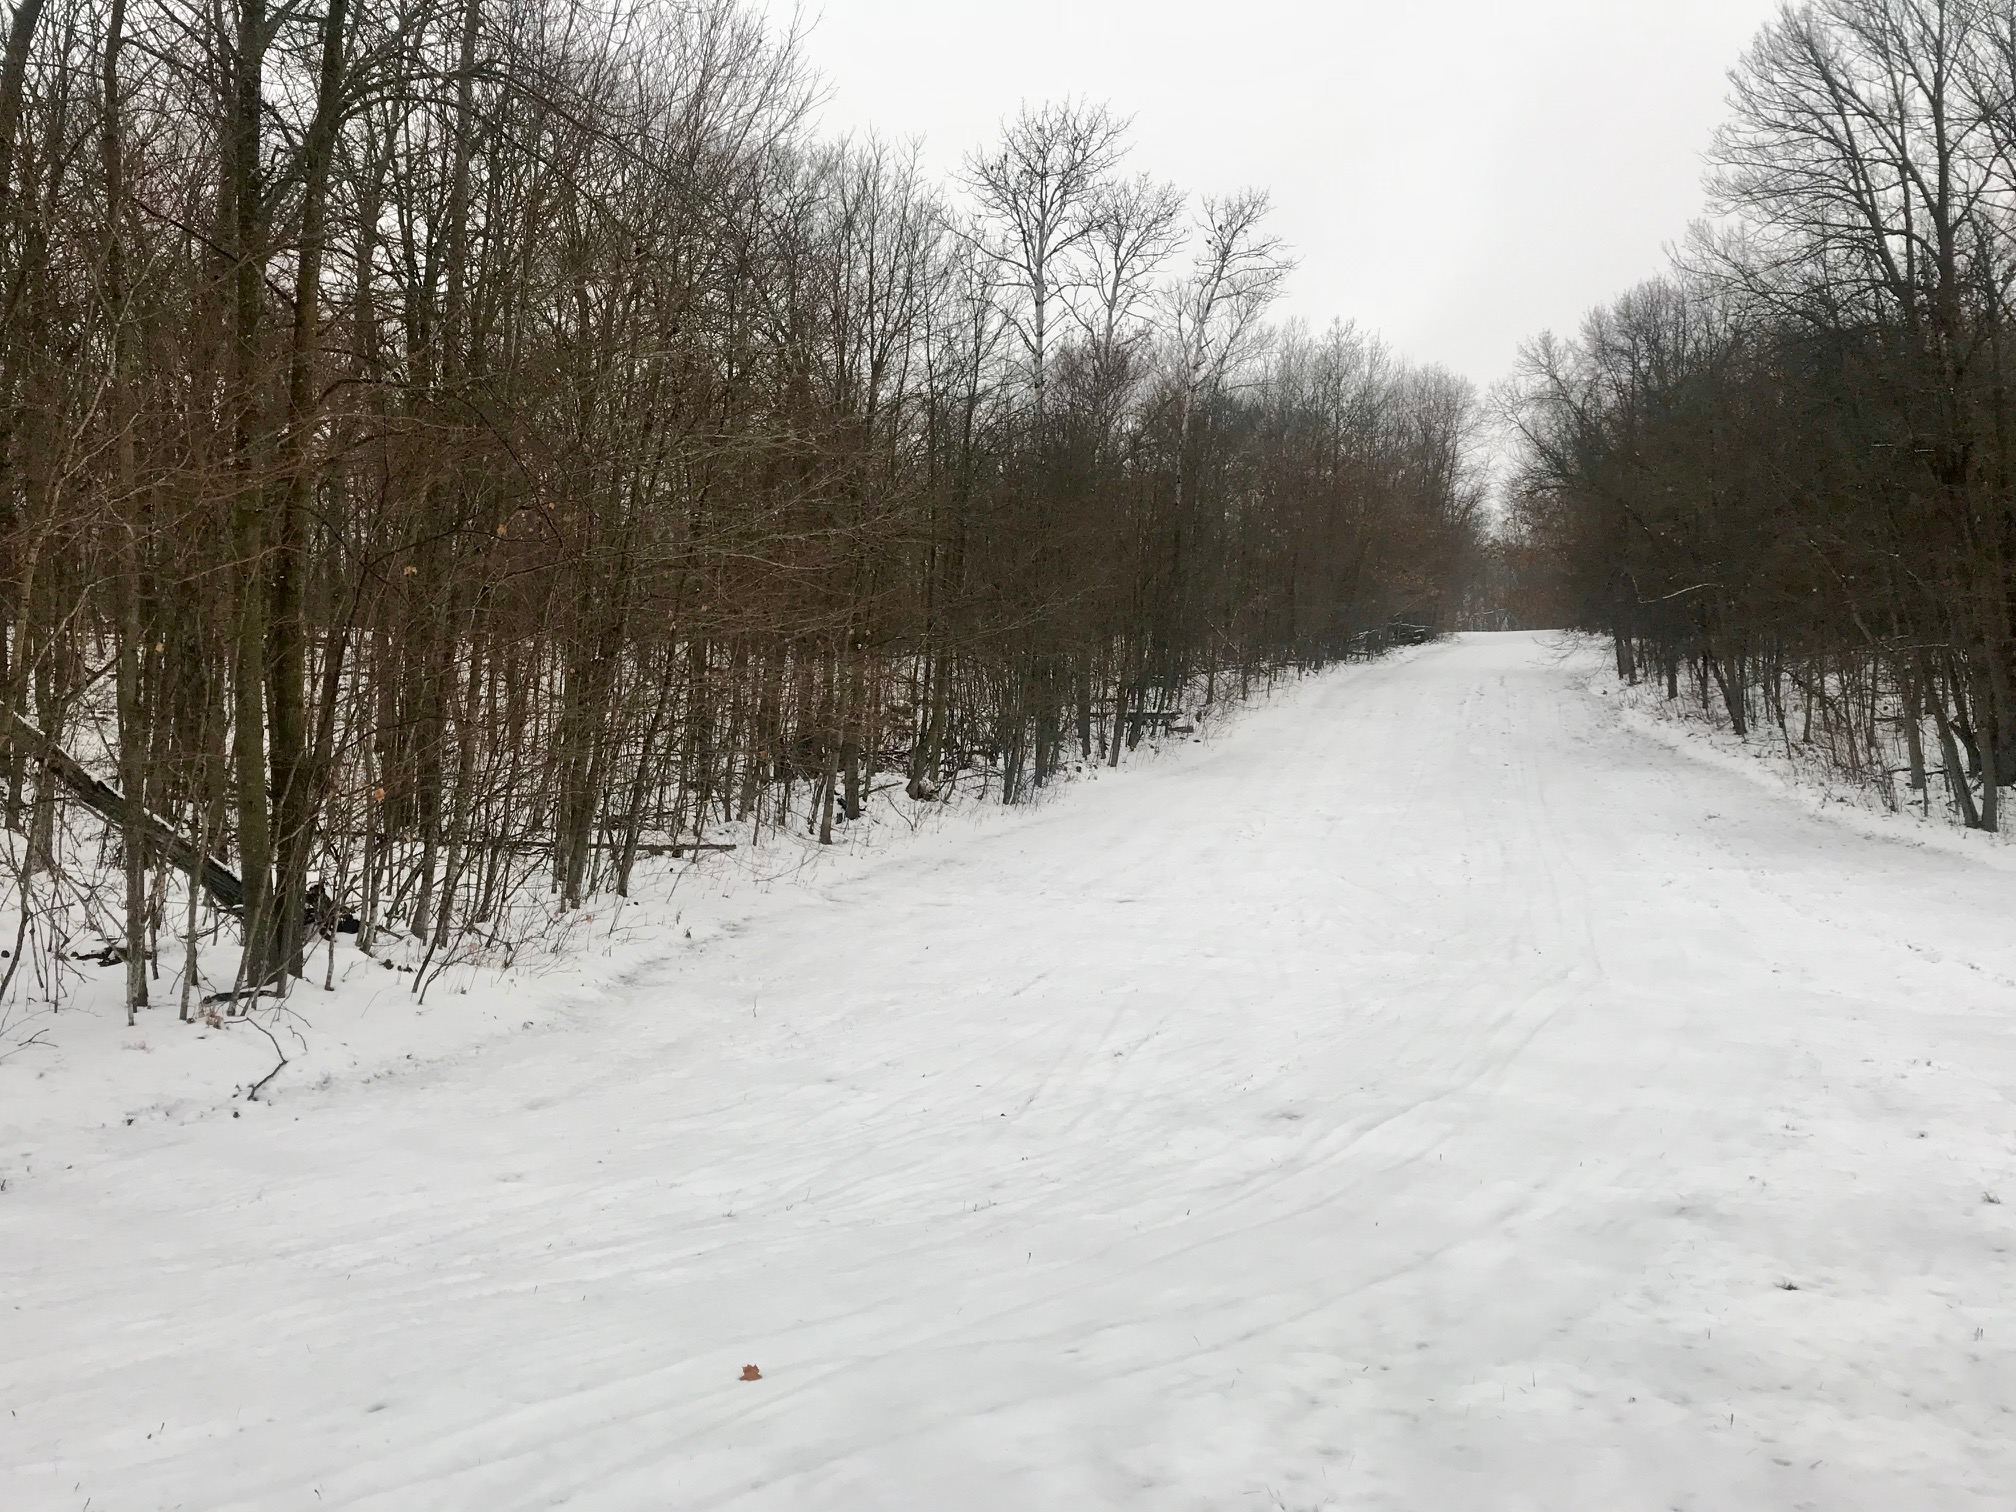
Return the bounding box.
[1603,664,2016,870]
[5,630,2015,1511]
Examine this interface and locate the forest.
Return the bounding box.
[0,0,1486,1016]
[1507,0,2016,833]
[14,7,2016,1504]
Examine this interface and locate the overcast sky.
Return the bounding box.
[760,0,1786,399]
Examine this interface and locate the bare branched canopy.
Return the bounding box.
[1509,0,2016,832]
[0,0,1484,1016]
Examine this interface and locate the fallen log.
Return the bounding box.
[1,709,246,912]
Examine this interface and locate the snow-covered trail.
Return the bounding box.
[7,631,2016,1511]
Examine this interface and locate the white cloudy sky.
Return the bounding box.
[761,0,1786,397]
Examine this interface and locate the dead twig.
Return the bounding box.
[228,1013,290,1102]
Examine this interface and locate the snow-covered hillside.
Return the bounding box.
[6,631,2014,1511]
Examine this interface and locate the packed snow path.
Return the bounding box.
[7,632,2016,1511]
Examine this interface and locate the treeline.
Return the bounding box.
[0,0,1483,1012]
[1508,0,2016,830]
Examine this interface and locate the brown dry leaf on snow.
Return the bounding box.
[740,1364,762,1381]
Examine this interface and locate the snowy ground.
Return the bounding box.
[1600,657,2016,868]
[5,630,2015,1511]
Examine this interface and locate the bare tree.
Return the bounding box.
[961,98,1127,416]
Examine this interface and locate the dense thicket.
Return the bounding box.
[1508,0,2016,830]
[0,0,1483,1013]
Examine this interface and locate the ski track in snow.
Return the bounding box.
[5,631,2015,1510]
